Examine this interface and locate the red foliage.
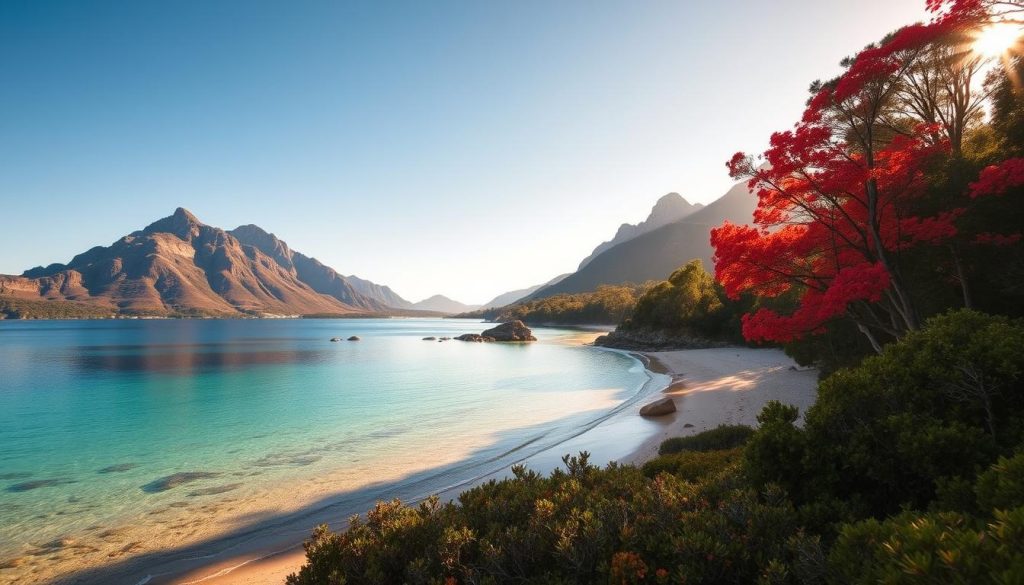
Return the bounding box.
[710,7,970,344]
[969,158,1024,197]
[974,232,1024,245]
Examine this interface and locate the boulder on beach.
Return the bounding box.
[347,336,360,341]
[481,320,537,342]
[639,397,676,417]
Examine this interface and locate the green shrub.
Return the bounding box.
[829,507,1024,584]
[745,310,1023,518]
[286,453,804,585]
[641,448,741,480]
[976,451,1024,513]
[658,424,755,455]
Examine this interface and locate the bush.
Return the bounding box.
[745,310,1023,518]
[641,448,741,480]
[658,424,755,455]
[286,453,804,585]
[829,507,1024,584]
[976,451,1024,513]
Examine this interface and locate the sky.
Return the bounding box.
[0,0,931,305]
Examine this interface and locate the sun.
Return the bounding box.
[973,23,1023,58]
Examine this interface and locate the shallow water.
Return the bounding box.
[0,318,663,583]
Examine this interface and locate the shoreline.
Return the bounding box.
[152,344,819,585]
[50,340,817,585]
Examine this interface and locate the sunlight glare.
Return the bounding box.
[974,23,1023,58]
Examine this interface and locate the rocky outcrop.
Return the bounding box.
[455,334,495,342]
[639,397,676,417]
[481,320,536,342]
[594,329,725,351]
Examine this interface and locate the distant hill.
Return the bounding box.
[529,181,756,300]
[411,294,481,314]
[0,208,409,318]
[481,274,570,309]
[577,193,702,270]
[344,274,413,309]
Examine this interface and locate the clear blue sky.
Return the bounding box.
[0,0,929,304]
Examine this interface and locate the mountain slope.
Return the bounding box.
[529,181,756,299]
[577,193,701,270]
[481,274,570,309]
[344,274,413,309]
[411,295,481,314]
[0,209,382,317]
[228,224,390,312]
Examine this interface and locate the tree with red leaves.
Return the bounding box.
[711,3,1022,350]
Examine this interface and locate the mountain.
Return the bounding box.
[344,274,413,309]
[0,208,403,317]
[227,224,389,312]
[481,274,570,309]
[529,180,756,299]
[577,193,702,270]
[411,295,481,314]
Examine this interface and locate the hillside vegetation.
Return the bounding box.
[459,283,653,325]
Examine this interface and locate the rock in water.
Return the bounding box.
[330,337,341,342]
[455,334,494,342]
[347,336,360,341]
[639,397,676,417]
[422,336,437,341]
[481,320,536,342]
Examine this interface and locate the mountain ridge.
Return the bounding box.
[528,181,756,300]
[577,192,702,270]
[0,208,410,318]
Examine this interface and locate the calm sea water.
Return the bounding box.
[0,318,662,583]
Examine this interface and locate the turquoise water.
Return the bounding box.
[0,318,660,583]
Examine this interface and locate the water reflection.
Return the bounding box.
[69,345,331,374]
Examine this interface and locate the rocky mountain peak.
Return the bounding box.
[142,207,205,240]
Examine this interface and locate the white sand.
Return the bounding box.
[619,347,819,465]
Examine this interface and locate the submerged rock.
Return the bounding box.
[7,478,76,492]
[98,463,137,474]
[142,472,221,493]
[639,397,676,417]
[482,320,536,342]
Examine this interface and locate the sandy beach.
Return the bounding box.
[163,345,819,585]
[619,347,819,466]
